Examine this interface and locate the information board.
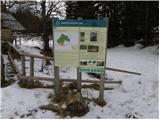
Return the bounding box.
[53,19,107,73]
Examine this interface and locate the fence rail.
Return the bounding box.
[8,42,54,81]
[18,75,122,84]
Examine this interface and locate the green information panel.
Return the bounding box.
[53,19,107,73]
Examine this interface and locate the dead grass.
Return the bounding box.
[1,79,15,87]
[82,83,100,90]
[40,81,107,118]
[40,82,89,118]
[18,79,53,89]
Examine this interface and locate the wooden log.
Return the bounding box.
[21,55,26,76]
[30,57,34,77]
[106,67,141,75]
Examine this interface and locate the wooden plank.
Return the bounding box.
[8,52,20,74]
[77,67,82,92]
[106,67,141,75]
[30,57,34,77]
[21,52,54,60]
[21,55,26,76]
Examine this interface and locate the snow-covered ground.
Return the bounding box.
[0,36,159,119]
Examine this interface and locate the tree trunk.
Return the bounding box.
[42,1,50,55]
[144,2,149,47]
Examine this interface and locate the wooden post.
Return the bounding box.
[15,38,17,47]
[52,18,60,97]
[99,72,105,100]
[30,57,34,77]
[99,18,108,101]
[19,34,21,45]
[54,66,60,97]
[1,55,5,84]
[21,55,26,76]
[77,67,81,92]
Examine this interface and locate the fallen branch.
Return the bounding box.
[106,67,141,75]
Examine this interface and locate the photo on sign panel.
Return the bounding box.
[80,32,85,42]
[80,32,85,37]
[88,60,96,65]
[80,38,85,42]
[88,45,99,52]
[80,45,87,50]
[90,32,97,42]
[97,61,104,66]
[80,61,87,65]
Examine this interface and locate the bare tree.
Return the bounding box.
[1,0,65,55]
[144,1,149,47]
[40,0,65,56]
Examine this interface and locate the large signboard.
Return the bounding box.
[53,19,107,73]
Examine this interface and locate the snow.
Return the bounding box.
[0,36,159,119]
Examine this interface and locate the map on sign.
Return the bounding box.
[54,32,79,51]
[57,34,70,46]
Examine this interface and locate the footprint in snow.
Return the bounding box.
[34,93,41,98]
[4,92,11,98]
[17,101,25,105]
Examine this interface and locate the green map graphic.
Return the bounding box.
[57,34,70,46]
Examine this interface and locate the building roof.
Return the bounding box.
[1,12,25,31]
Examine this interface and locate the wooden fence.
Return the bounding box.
[7,42,54,81]
[7,41,142,102]
[7,41,140,83]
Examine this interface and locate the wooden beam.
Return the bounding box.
[106,67,141,75]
